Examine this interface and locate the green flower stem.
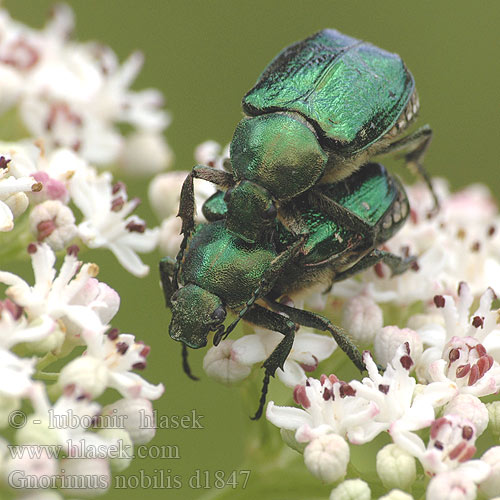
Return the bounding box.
[36,352,58,371]
[35,372,59,381]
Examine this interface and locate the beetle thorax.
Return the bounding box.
[230,113,328,202]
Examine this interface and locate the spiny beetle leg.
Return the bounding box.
[266,299,365,372]
[332,248,416,282]
[243,304,297,420]
[159,256,176,307]
[182,343,199,381]
[374,249,417,276]
[177,165,235,236]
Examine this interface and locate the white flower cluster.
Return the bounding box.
[0,243,163,497]
[0,142,158,276]
[0,4,172,173]
[0,5,168,498]
[268,321,500,499]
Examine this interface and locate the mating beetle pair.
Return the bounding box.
[161,162,414,419]
[160,29,433,419]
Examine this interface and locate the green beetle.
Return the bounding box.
[179,29,434,245]
[161,162,415,419]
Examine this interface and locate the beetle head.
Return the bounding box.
[230,113,327,202]
[169,284,226,349]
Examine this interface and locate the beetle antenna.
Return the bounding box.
[221,317,242,340]
[212,325,226,346]
[182,343,199,380]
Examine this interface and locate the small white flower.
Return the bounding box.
[0,243,106,339]
[378,490,414,500]
[119,130,173,176]
[60,329,164,400]
[0,298,54,349]
[417,284,500,382]
[0,154,41,231]
[376,443,416,491]
[395,413,490,482]
[97,428,133,472]
[427,470,482,500]
[444,394,489,436]
[231,329,336,387]
[374,326,423,369]
[342,292,383,345]
[267,374,377,445]
[158,216,184,258]
[0,349,36,398]
[71,168,158,277]
[66,277,120,332]
[426,336,500,402]
[203,339,251,384]
[29,199,77,250]
[350,346,435,444]
[21,383,101,455]
[304,433,349,483]
[329,478,371,500]
[4,447,58,489]
[101,398,156,445]
[58,356,108,398]
[20,493,64,500]
[194,140,230,171]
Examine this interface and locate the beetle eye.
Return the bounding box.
[263,203,277,220]
[223,189,233,202]
[211,306,226,323]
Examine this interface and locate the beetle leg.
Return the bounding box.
[332,248,417,282]
[159,256,176,307]
[178,165,235,236]
[306,189,374,235]
[377,124,437,211]
[264,299,365,372]
[241,304,298,420]
[182,343,199,381]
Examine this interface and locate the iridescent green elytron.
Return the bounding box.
[180,29,433,245]
[161,162,414,419]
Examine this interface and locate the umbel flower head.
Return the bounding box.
[0,4,172,172]
[0,141,160,276]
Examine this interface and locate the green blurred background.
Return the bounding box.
[4,1,500,498]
